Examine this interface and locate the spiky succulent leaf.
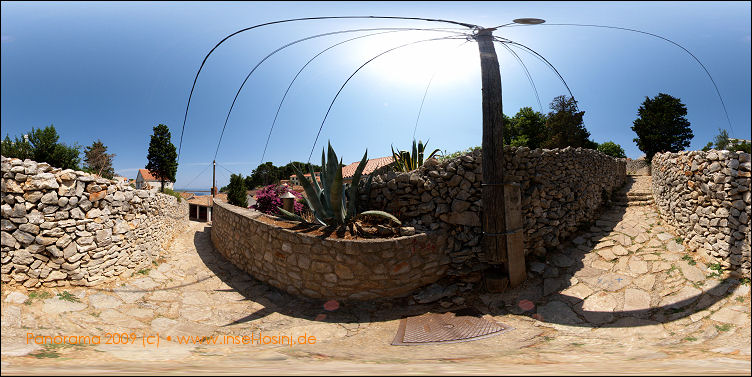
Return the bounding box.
[319,148,327,191]
[324,142,338,207]
[411,139,418,171]
[426,148,441,160]
[346,149,368,221]
[277,206,306,222]
[330,157,344,224]
[293,163,325,215]
[308,162,321,195]
[358,210,402,226]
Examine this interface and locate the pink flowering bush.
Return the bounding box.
[252,184,304,215]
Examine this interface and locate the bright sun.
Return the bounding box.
[340,30,480,88]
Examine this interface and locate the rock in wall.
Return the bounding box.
[361,146,626,277]
[652,150,751,276]
[1,156,189,288]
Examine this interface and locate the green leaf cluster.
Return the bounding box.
[542,95,598,150]
[632,93,693,161]
[1,125,81,169]
[145,124,178,192]
[244,161,322,189]
[83,139,115,179]
[504,107,548,149]
[596,141,627,158]
[702,129,751,153]
[283,142,396,227]
[391,139,440,172]
[226,173,248,207]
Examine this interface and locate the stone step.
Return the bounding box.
[627,192,652,197]
[627,197,653,202]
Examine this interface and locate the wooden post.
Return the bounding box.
[476,28,526,288]
[212,160,216,197]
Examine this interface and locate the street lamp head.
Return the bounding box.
[513,18,546,25]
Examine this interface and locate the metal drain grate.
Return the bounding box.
[391,312,511,346]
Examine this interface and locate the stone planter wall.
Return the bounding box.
[1,156,189,288]
[361,146,626,277]
[210,199,450,300]
[626,157,651,175]
[651,150,751,276]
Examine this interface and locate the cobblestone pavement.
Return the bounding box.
[2,176,750,375]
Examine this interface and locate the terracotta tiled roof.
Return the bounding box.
[179,192,195,200]
[138,169,173,182]
[186,193,231,207]
[342,156,394,179]
[187,195,212,207]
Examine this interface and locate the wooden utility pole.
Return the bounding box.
[212,160,216,197]
[476,28,526,288]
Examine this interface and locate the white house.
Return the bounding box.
[136,169,174,192]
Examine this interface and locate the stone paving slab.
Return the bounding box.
[1,176,750,374]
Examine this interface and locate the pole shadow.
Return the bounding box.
[192,176,743,329]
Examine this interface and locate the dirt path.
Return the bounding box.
[2,177,750,375]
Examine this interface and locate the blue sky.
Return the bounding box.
[2,1,750,190]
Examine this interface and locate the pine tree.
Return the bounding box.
[84,139,116,178]
[227,173,248,207]
[145,124,178,192]
[541,96,594,149]
[631,93,693,161]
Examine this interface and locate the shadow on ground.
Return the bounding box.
[190,175,741,329]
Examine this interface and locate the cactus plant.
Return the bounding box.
[391,139,440,172]
[279,141,399,227]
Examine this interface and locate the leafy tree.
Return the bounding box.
[730,142,751,154]
[145,124,178,192]
[1,134,33,160]
[83,139,115,178]
[245,161,321,189]
[712,129,730,150]
[507,107,548,149]
[631,93,693,161]
[597,141,626,158]
[226,173,248,207]
[541,95,594,149]
[1,125,80,169]
[702,128,732,151]
[246,162,279,188]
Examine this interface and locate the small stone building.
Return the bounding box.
[135,169,174,192]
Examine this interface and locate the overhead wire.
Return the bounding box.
[180,162,212,190]
[494,22,735,136]
[495,37,576,103]
[307,35,468,162]
[178,15,478,166]
[214,27,470,163]
[412,40,471,140]
[257,28,469,167]
[495,40,543,113]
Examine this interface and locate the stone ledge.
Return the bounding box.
[211,199,449,300]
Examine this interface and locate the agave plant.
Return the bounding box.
[278,141,399,227]
[391,139,441,172]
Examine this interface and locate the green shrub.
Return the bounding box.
[227,173,248,207]
[439,146,480,161]
[161,187,182,202]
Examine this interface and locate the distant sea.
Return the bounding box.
[173,188,212,195]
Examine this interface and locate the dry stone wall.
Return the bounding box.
[362,146,626,276]
[1,155,189,288]
[626,157,651,175]
[651,150,751,276]
[211,199,450,300]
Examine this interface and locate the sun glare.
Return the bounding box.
[341,31,479,88]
